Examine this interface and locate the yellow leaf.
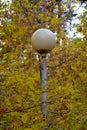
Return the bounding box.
[15,95,22,103]
[5,98,11,106]
[10,112,21,116]
[24,128,32,130]
[22,114,28,123]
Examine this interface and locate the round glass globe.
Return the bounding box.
[31,28,56,53]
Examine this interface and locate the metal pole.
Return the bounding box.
[40,54,48,130]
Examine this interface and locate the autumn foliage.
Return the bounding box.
[0,0,87,130]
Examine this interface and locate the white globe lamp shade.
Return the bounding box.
[31,28,56,54]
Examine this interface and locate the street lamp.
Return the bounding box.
[31,28,56,129]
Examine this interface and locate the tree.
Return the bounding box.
[0,0,87,130]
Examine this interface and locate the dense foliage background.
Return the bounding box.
[0,0,87,129]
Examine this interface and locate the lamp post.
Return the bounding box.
[31,28,56,129]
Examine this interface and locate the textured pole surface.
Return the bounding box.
[41,54,47,130]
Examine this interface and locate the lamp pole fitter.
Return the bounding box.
[31,28,56,129]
